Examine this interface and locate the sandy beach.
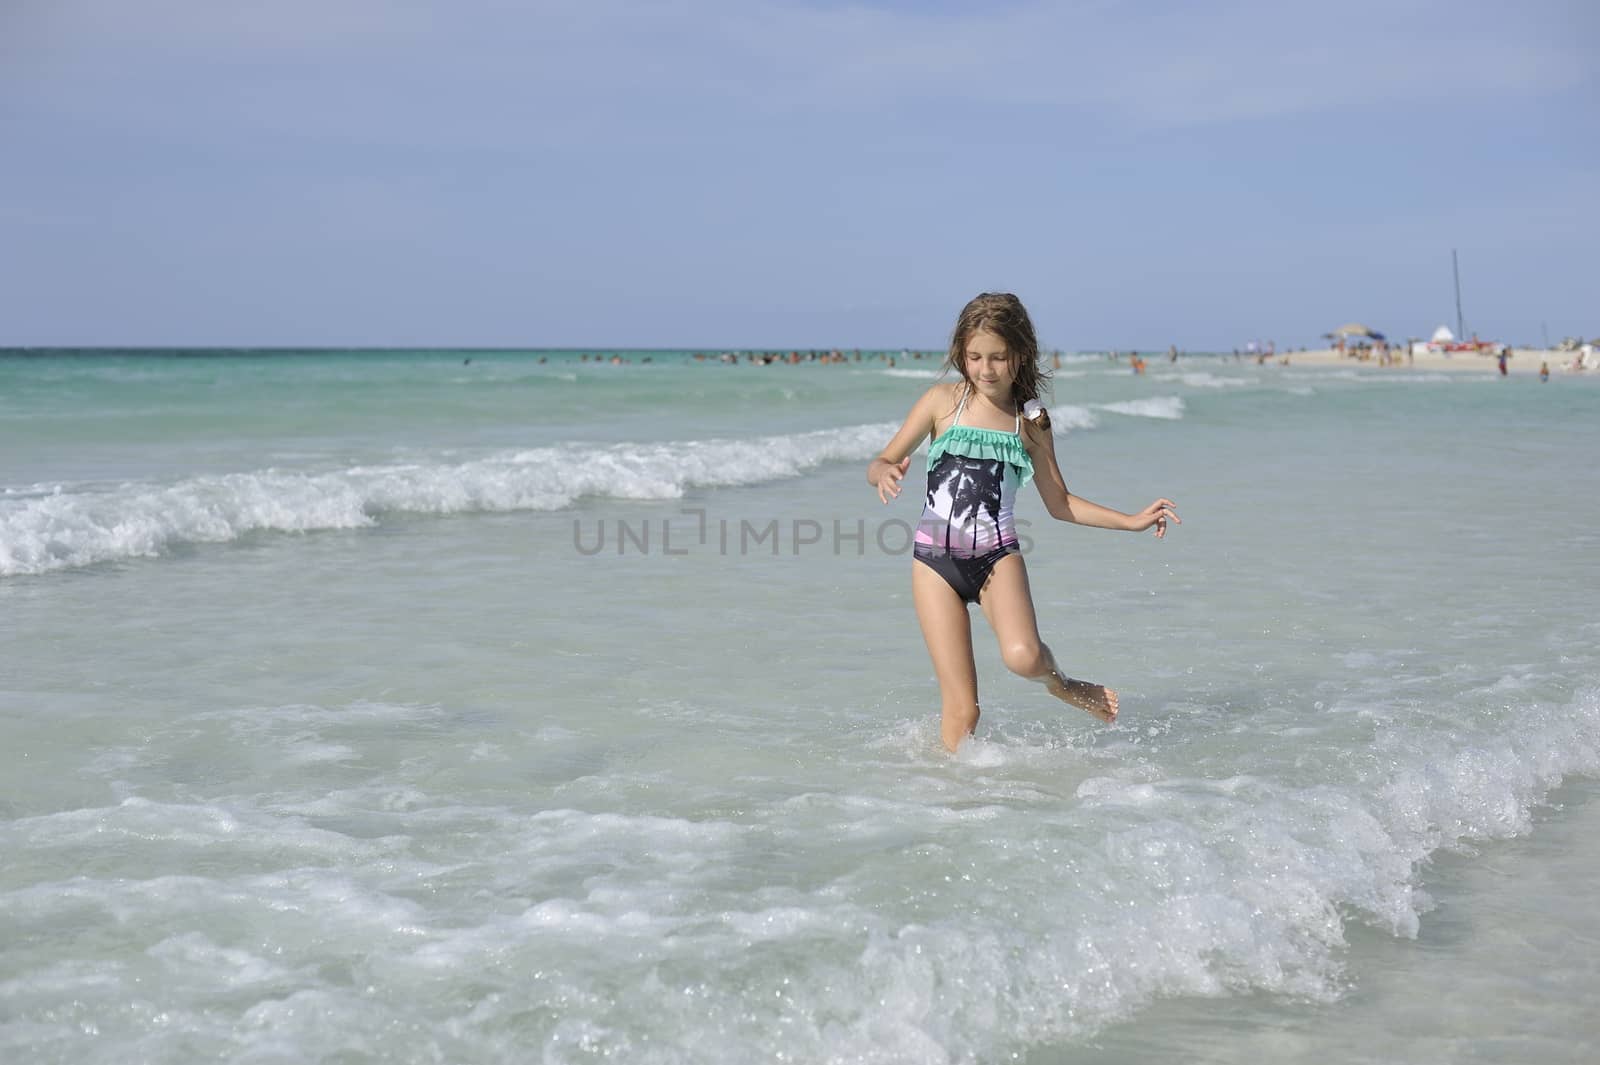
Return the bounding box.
[1269,346,1582,377]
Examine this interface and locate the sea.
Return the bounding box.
[2,348,1596,1064]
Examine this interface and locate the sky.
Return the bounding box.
[2,0,1596,350]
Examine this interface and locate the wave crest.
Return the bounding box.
[0,423,896,576]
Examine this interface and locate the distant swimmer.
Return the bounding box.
[1540,361,1549,382]
[867,292,1180,751]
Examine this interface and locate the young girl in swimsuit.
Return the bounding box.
[867,293,1180,751]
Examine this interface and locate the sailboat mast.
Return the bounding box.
[1452,248,1465,340]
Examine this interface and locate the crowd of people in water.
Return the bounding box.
[499,342,1589,379]
[544,347,1218,371]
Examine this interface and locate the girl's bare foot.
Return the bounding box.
[1043,671,1118,723]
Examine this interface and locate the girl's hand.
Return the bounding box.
[877,456,912,504]
[1128,498,1180,538]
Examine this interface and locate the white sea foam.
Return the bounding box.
[3,687,1596,1062]
[1,796,403,863]
[0,423,898,576]
[1178,372,1249,389]
[1097,396,1186,419]
[1047,404,1100,431]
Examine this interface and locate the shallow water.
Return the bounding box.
[2,350,1596,1062]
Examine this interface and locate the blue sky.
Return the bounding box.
[3,0,1595,349]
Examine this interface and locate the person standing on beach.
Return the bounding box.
[867,293,1180,751]
[1498,349,1509,376]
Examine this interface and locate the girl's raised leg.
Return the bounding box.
[911,560,981,750]
[978,554,1118,723]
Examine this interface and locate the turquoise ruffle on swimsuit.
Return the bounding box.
[925,424,1035,491]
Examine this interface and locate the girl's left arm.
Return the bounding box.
[1023,416,1181,538]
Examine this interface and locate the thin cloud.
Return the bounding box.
[3,0,1594,345]
[11,0,1590,152]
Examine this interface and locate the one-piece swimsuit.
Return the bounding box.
[912,387,1035,604]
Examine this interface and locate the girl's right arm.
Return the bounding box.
[867,385,944,504]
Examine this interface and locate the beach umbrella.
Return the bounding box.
[1331,323,1380,338]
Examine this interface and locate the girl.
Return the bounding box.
[867,293,1179,751]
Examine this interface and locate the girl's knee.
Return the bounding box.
[1001,640,1046,677]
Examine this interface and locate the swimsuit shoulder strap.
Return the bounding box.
[951,384,969,426]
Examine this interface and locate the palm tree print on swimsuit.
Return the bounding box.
[923,453,1006,555]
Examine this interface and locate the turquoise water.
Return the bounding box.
[2,349,1597,1062]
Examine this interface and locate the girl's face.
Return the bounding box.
[963,329,1016,404]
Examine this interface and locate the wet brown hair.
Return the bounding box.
[944,292,1051,408]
